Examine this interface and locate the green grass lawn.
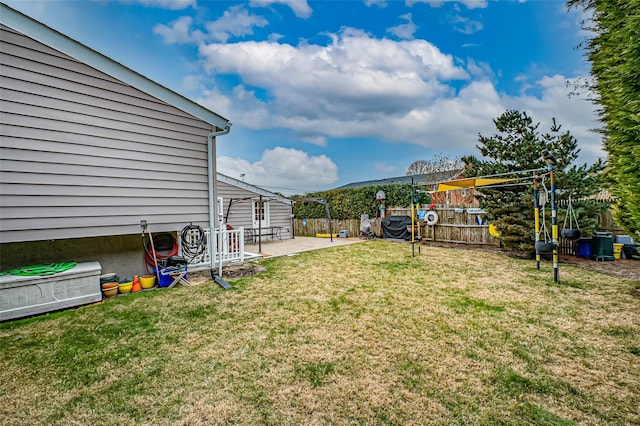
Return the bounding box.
[1,241,639,425]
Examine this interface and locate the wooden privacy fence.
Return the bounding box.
[294,205,499,246]
[294,202,621,253]
[293,218,360,237]
[386,206,499,246]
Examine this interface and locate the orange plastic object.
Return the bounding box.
[131,275,142,293]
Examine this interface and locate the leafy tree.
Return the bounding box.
[463,110,605,254]
[568,0,640,240]
[406,153,464,176]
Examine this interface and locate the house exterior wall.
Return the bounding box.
[0,176,293,275]
[0,24,215,244]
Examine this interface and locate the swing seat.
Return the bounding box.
[561,228,581,240]
[561,195,581,241]
[535,241,554,254]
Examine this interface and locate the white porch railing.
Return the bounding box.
[177,227,245,272]
[214,227,245,265]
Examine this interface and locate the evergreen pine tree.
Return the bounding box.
[463,110,605,254]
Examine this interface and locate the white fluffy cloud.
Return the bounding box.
[365,0,388,7]
[375,162,396,173]
[153,16,194,43]
[181,8,604,191]
[217,147,338,193]
[387,13,417,40]
[406,0,488,9]
[154,6,268,44]
[505,75,604,162]
[205,5,268,43]
[133,0,196,10]
[199,28,468,127]
[451,15,483,34]
[249,0,312,19]
[195,26,603,166]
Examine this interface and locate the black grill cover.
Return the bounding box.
[381,215,413,240]
[623,244,639,259]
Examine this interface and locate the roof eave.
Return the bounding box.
[217,173,290,203]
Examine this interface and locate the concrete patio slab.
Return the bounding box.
[244,236,366,258]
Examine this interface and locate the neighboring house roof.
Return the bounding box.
[337,175,428,189]
[217,173,290,204]
[336,169,465,189]
[0,3,230,130]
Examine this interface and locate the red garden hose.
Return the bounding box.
[143,233,179,274]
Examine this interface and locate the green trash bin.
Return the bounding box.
[591,232,614,261]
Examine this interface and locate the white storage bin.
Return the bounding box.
[616,235,633,245]
[0,262,101,321]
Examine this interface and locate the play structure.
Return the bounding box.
[411,152,567,282]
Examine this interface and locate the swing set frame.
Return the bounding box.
[411,165,563,283]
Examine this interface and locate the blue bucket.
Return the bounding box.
[577,238,592,258]
[155,266,188,288]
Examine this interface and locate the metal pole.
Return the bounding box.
[549,168,559,282]
[218,198,223,277]
[533,177,540,270]
[323,199,333,242]
[416,199,421,254]
[207,125,232,289]
[258,194,263,253]
[291,200,295,240]
[411,180,415,257]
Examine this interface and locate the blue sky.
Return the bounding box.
[7,0,601,194]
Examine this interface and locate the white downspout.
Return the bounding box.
[207,124,231,286]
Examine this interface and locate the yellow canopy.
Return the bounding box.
[434,177,514,192]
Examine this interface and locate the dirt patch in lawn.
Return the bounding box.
[187,263,268,284]
[223,262,267,279]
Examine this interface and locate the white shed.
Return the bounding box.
[217,173,293,241]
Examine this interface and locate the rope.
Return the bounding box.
[0,261,77,277]
[539,181,551,243]
[562,194,580,230]
[180,224,207,264]
[539,179,549,208]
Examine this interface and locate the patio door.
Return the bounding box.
[252,198,270,229]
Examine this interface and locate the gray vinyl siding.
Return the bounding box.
[0,25,215,243]
[217,180,293,239]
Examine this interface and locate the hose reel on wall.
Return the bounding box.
[180,224,207,265]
